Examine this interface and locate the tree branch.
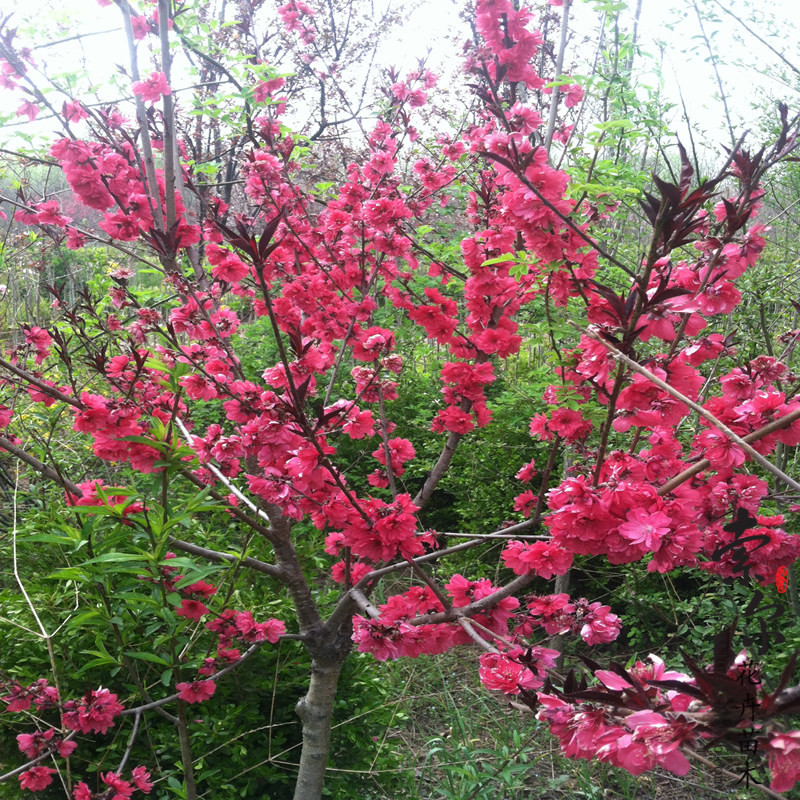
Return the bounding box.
[543,0,572,153]
[0,436,82,496]
[169,538,282,579]
[576,324,800,494]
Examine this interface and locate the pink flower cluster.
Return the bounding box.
[132,71,171,105]
[148,557,287,682]
[277,1,315,43]
[501,540,573,579]
[369,436,415,488]
[478,645,559,695]
[537,655,696,777]
[17,727,77,758]
[352,577,520,661]
[72,767,152,799]
[63,688,124,735]
[20,760,153,797]
[519,594,621,645]
[50,136,198,249]
[1,678,59,712]
[71,395,163,473]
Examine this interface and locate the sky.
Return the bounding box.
[388,0,800,153]
[1,0,799,156]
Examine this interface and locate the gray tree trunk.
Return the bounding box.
[292,656,345,800]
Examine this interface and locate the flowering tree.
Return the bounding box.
[1,0,800,798]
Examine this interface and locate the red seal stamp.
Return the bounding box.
[776,565,789,594]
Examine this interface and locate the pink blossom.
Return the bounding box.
[131,15,150,40]
[695,429,746,469]
[515,459,537,482]
[253,77,286,103]
[176,598,210,620]
[17,101,39,121]
[102,771,134,798]
[132,766,153,793]
[580,602,622,644]
[183,580,217,599]
[513,489,537,517]
[63,100,88,122]
[73,783,93,800]
[62,688,124,734]
[501,540,573,578]
[432,406,474,434]
[352,616,420,661]
[766,731,800,792]
[19,767,56,791]
[479,648,542,695]
[234,611,286,643]
[445,574,493,606]
[563,84,584,108]
[548,407,592,441]
[132,71,171,104]
[618,508,671,551]
[696,280,741,316]
[176,680,216,703]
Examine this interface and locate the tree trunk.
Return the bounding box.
[292,656,344,800]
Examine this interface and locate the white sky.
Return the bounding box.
[391,0,800,153]
[1,0,798,156]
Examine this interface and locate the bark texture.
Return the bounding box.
[292,657,344,800]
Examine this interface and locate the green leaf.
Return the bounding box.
[595,119,634,131]
[509,262,529,280]
[172,566,223,590]
[116,435,169,452]
[144,358,171,372]
[25,533,79,545]
[83,552,147,565]
[158,556,200,570]
[81,650,118,667]
[124,651,171,666]
[66,610,104,631]
[69,504,116,516]
[77,657,119,673]
[481,253,515,266]
[45,568,89,582]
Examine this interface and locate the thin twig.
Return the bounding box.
[117,711,142,773]
[173,418,272,528]
[168,538,281,579]
[544,0,572,153]
[709,0,800,78]
[350,588,381,619]
[691,0,736,146]
[457,618,499,653]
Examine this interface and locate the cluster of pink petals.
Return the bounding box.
[132,71,171,104]
[521,594,621,645]
[501,540,573,579]
[62,688,124,735]
[19,766,57,792]
[1,678,59,712]
[478,645,559,695]
[17,727,76,759]
[176,680,216,704]
[72,767,152,799]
